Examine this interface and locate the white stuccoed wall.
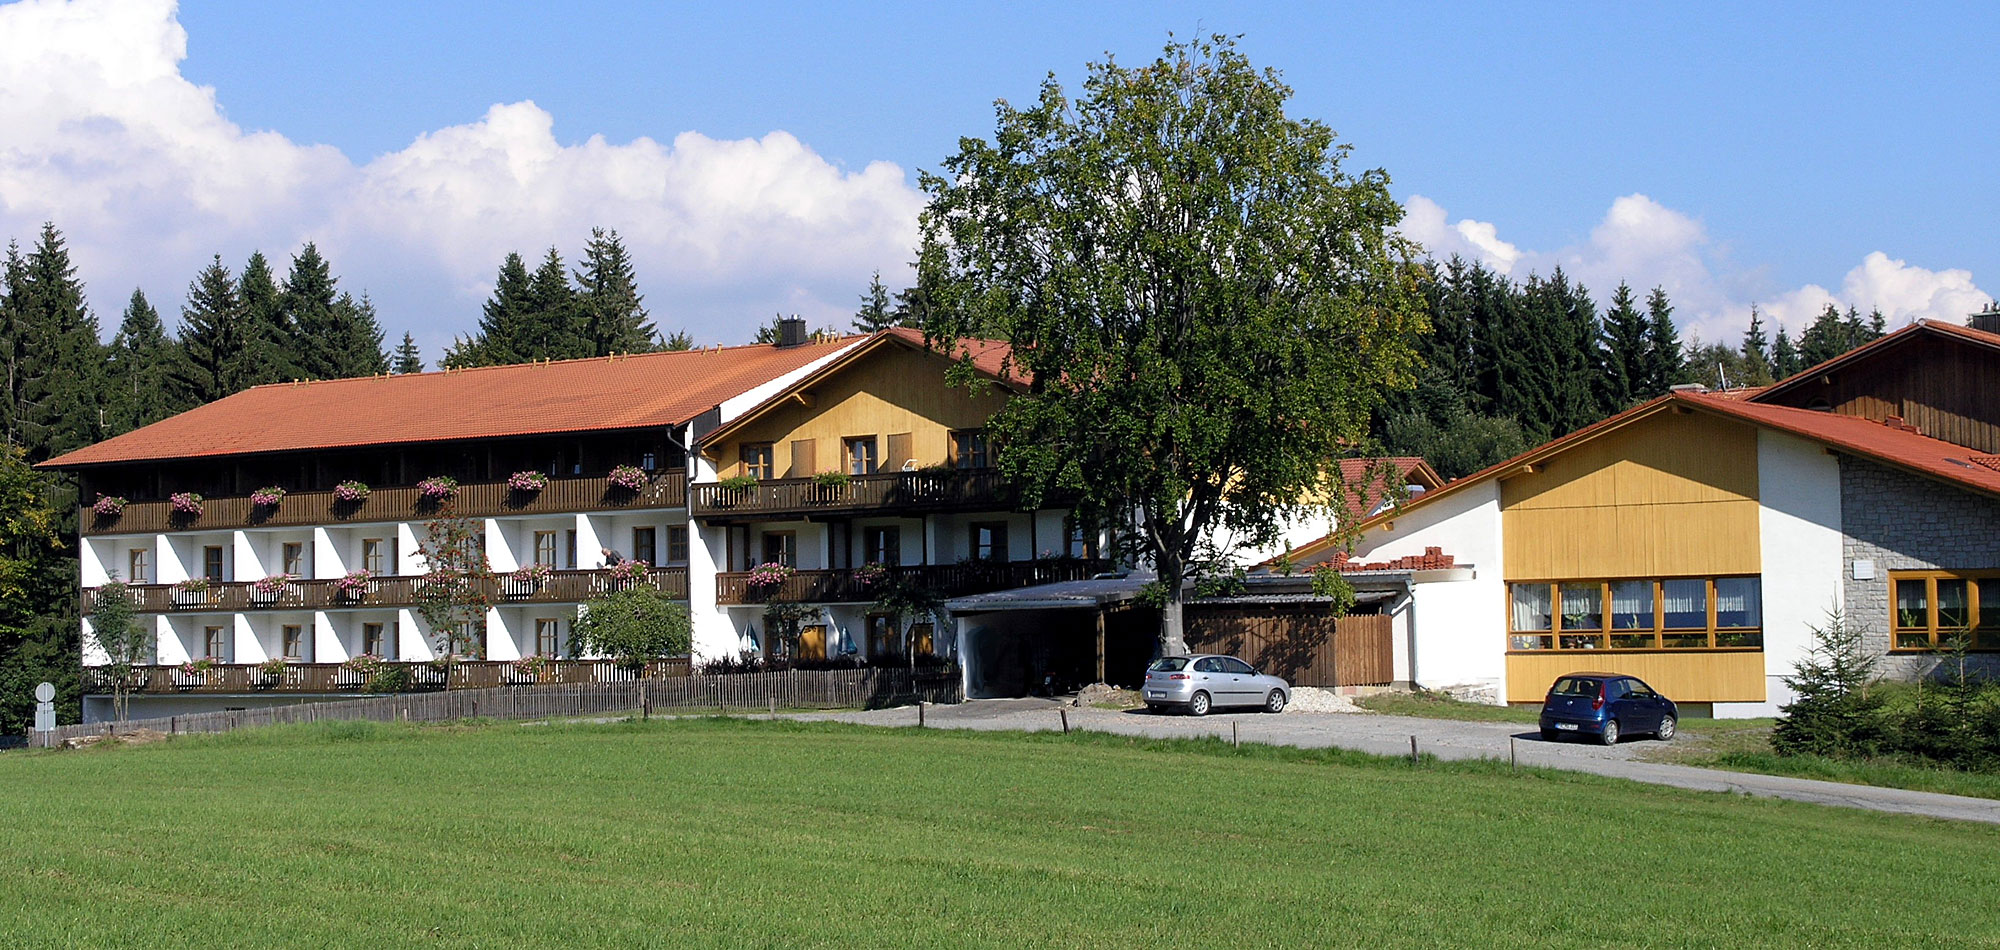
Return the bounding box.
[1727,429,1845,718]
[1348,480,1507,698]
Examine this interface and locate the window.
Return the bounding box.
[204,626,226,660]
[281,624,305,660]
[362,622,388,658]
[1891,571,2000,651]
[534,618,560,657]
[971,522,1008,562]
[632,527,657,566]
[533,531,558,568]
[909,622,934,656]
[798,624,828,661]
[281,542,305,577]
[203,545,225,582]
[762,532,797,568]
[1217,657,1255,675]
[1064,518,1098,559]
[127,548,150,584]
[741,443,774,480]
[640,450,658,472]
[565,529,577,570]
[362,538,386,574]
[844,436,879,475]
[867,615,898,657]
[863,526,901,565]
[951,430,990,470]
[666,526,689,565]
[1508,577,1762,652]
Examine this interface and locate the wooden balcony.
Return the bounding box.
[689,469,1017,521]
[716,557,1113,605]
[81,471,689,536]
[83,658,693,695]
[82,567,690,614]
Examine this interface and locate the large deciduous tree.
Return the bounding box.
[918,36,1426,654]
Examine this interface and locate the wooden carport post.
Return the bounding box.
[1094,609,1107,684]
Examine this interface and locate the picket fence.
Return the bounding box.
[35,667,962,746]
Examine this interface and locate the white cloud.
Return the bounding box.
[1403,193,1993,345]
[0,0,926,352]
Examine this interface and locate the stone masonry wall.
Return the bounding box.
[1840,456,2000,679]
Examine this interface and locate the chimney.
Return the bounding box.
[1970,301,2000,335]
[775,316,808,348]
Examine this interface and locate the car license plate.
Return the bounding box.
[1554,723,1578,731]
[1145,690,1163,699]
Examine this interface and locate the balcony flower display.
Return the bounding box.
[417,475,459,501]
[745,562,796,589]
[510,563,554,585]
[179,657,217,674]
[607,464,647,491]
[172,577,212,594]
[257,657,288,679]
[252,573,295,595]
[333,480,371,502]
[169,492,204,516]
[854,561,891,588]
[250,486,286,508]
[511,654,553,680]
[507,470,549,493]
[336,569,374,596]
[340,653,383,675]
[716,474,758,491]
[607,559,650,583]
[91,495,127,517]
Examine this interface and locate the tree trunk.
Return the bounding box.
[1159,595,1189,657]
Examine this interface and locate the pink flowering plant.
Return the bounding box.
[92,495,127,517]
[854,561,891,587]
[179,657,218,674]
[257,657,288,678]
[173,577,211,593]
[340,653,383,675]
[607,465,647,491]
[333,480,371,502]
[745,562,796,588]
[510,563,554,585]
[336,569,374,596]
[253,573,295,595]
[507,470,549,493]
[511,654,553,679]
[250,486,286,507]
[607,559,650,583]
[169,492,204,516]
[417,475,459,500]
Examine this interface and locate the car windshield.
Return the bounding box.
[1550,677,1601,696]
[1148,657,1191,672]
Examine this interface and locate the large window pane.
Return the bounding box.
[1510,583,1552,632]
[1894,578,1928,629]
[1662,579,1707,629]
[1714,577,1762,628]
[1509,633,1553,651]
[1560,583,1603,631]
[1609,581,1652,631]
[1937,578,1969,631]
[1980,579,2000,649]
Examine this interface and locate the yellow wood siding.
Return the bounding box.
[716,346,1008,477]
[1505,651,1767,703]
[1502,411,1761,578]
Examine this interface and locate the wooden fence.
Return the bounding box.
[1186,606,1393,688]
[36,667,962,746]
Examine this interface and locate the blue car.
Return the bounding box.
[1538,673,1678,745]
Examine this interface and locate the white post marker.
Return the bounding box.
[32,681,55,747]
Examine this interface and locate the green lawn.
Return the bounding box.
[3,719,1998,948]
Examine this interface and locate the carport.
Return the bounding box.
[946,577,1161,698]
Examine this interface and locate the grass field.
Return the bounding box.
[4,718,1998,948]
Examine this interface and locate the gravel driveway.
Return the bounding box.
[793,698,2000,826]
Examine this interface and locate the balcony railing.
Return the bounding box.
[716,557,1113,605]
[82,471,689,536]
[83,658,693,695]
[689,469,1016,519]
[82,567,690,614]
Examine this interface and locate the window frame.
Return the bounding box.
[361,622,389,658]
[533,531,558,568]
[950,430,990,470]
[203,625,227,661]
[361,538,386,574]
[863,525,901,566]
[128,547,150,584]
[202,545,225,582]
[534,618,561,657]
[1506,575,1764,653]
[666,525,689,565]
[281,624,305,661]
[281,541,305,577]
[761,531,797,568]
[1889,570,2000,652]
[970,521,1009,562]
[740,443,774,480]
[632,527,657,567]
[843,435,879,476]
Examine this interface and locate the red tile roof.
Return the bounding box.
[882,326,1026,386]
[41,336,866,469]
[1325,546,1457,574]
[1336,457,1444,521]
[1753,319,2000,404]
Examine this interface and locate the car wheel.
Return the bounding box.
[1264,689,1287,714]
[1188,691,1212,717]
[1540,728,1561,742]
[1599,719,1620,746]
[1656,715,1676,742]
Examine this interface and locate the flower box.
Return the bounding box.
[607,559,651,585]
[169,492,203,517]
[745,562,796,590]
[333,480,371,503]
[335,569,374,599]
[607,465,648,492]
[417,475,459,501]
[250,486,286,508]
[503,563,553,598]
[510,654,553,684]
[854,561,891,588]
[508,471,550,493]
[251,574,295,604]
[92,495,127,517]
[171,577,213,608]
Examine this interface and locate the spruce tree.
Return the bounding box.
[106,289,181,432]
[11,224,105,463]
[281,243,345,380]
[575,229,656,356]
[326,292,389,378]
[1641,287,1682,397]
[853,270,896,333]
[1798,302,1850,366]
[1773,323,1803,379]
[238,251,297,384]
[527,247,588,360]
[391,332,424,374]
[1739,306,1774,386]
[1418,257,1478,388]
[662,330,694,351]
[1597,281,1648,410]
[170,256,248,406]
[1868,307,1887,339]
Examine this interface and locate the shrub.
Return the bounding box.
[366,665,410,693]
[697,650,765,675]
[511,654,553,680]
[573,586,692,672]
[1772,608,1884,759]
[507,471,549,493]
[333,480,371,502]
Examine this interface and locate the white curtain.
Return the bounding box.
[1610,581,1651,629]
[1511,584,1552,631]
[1714,577,1762,627]
[1662,579,1706,627]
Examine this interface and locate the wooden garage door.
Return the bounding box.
[1186,606,1392,687]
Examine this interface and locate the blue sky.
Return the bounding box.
[1,0,1993,353]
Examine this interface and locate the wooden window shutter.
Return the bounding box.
[885,432,913,471]
[789,439,817,478]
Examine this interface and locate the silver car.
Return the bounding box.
[1141,654,1290,715]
